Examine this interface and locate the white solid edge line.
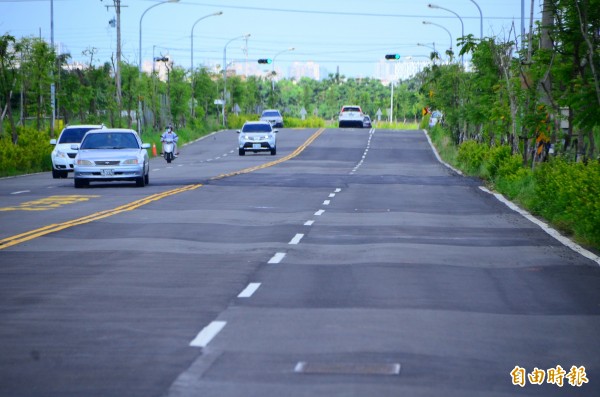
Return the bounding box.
[422,129,463,175]
[289,233,304,245]
[424,129,599,266]
[478,186,600,266]
[189,321,227,347]
[268,252,286,264]
[238,282,261,298]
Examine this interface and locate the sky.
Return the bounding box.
[1,0,542,79]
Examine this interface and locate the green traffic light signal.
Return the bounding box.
[258,58,273,64]
[385,54,400,60]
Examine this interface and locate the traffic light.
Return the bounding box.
[385,54,400,60]
[257,58,273,64]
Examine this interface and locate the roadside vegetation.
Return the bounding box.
[0,1,598,250]
[417,1,600,251]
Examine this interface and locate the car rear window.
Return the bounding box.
[58,128,97,144]
[242,124,272,133]
[342,107,361,112]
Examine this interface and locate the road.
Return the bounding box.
[0,127,598,397]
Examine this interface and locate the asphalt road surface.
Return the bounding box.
[0,127,598,397]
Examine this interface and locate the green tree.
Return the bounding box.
[0,33,17,139]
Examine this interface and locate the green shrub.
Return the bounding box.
[284,116,325,128]
[457,140,488,174]
[226,113,258,129]
[0,127,53,177]
[532,158,600,246]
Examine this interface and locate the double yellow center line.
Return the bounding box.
[0,128,326,250]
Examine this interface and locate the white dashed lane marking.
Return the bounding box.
[289,234,304,245]
[238,283,261,298]
[314,210,325,216]
[304,220,315,226]
[189,321,227,347]
[268,252,286,264]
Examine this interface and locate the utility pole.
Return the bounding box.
[50,0,55,137]
[103,0,124,119]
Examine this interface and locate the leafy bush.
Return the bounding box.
[284,116,325,128]
[0,127,52,177]
[226,113,259,129]
[531,158,600,246]
[457,140,488,174]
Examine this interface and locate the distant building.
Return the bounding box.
[289,62,321,81]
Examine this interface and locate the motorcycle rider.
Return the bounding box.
[161,124,179,157]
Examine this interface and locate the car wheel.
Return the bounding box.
[74,178,88,188]
[270,147,276,155]
[136,175,145,187]
[144,172,149,185]
[238,148,245,156]
[61,170,69,178]
[52,169,60,179]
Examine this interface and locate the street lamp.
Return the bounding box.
[469,0,483,39]
[222,34,251,127]
[271,47,295,91]
[427,4,464,65]
[138,0,179,134]
[190,11,223,118]
[417,42,438,64]
[422,21,453,59]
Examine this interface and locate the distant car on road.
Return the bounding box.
[338,105,365,128]
[259,109,284,128]
[72,128,150,188]
[363,115,372,128]
[50,124,105,179]
[237,121,278,156]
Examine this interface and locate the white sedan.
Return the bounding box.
[72,128,151,188]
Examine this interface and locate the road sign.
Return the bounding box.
[376,108,383,122]
[300,107,307,120]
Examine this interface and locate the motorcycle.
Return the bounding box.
[162,138,176,163]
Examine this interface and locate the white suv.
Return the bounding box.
[50,124,105,178]
[237,121,278,156]
[259,109,284,128]
[338,105,364,128]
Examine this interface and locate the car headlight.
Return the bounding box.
[54,150,67,159]
[122,159,139,165]
[76,159,93,165]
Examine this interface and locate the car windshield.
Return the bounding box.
[242,124,272,133]
[343,107,361,112]
[262,111,280,117]
[81,133,140,149]
[58,128,97,144]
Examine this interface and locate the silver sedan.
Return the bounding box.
[73,128,151,188]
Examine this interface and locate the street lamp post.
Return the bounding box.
[417,42,437,63]
[271,47,295,91]
[190,11,223,118]
[427,4,464,65]
[469,0,483,39]
[222,34,251,127]
[138,0,179,134]
[422,21,453,61]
